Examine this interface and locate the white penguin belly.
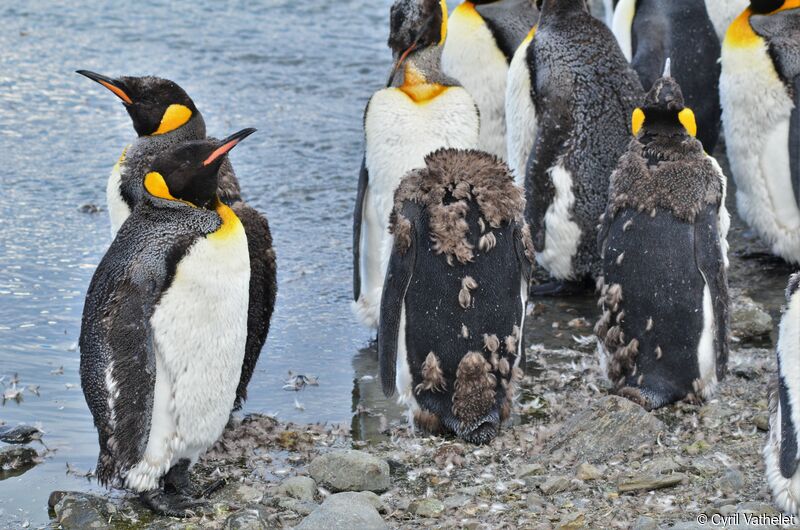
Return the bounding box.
[124,224,250,492]
[107,160,131,238]
[765,289,800,514]
[611,0,636,61]
[354,88,480,328]
[537,164,582,280]
[721,40,800,263]
[506,37,537,186]
[442,4,509,159]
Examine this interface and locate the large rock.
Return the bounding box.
[50,492,112,529]
[295,492,387,530]
[731,294,773,341]
[309,450,390,493]
[545,396,665,463]
[0,445,38,472]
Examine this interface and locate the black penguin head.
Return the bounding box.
[76,71,199,137]
[387,0,448,84]
[143,128,256,209]
[749,0,785,14]
[631,60,698,139]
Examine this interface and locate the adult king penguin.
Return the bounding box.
[505,18,538,184]
[442,0,539,159]
[765,273,800,514]
[720,1,800,265]
[80,130,255,516]
[525,0,643,294]
[596,63,730,409]
[612,0,721,153]
[77,71,277,410]
[379,148,535,444]
[353,0,480,329]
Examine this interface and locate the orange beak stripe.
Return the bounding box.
[98,80,133,104]
[203,139,240,166]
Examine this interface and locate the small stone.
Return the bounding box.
[52,493,110,529]
[684,440,711,455]
[222,508,269,530]
[517,463,546,478]
[735,501,778,516]
[617,473,686,493]
[545,396,664,463]
[526,492,547,513]
[731,294,773,342]
[718,468,745,494]
[576,463,601,481]
[754,414,770,431]
[233,484,264,504]
[539,476,572,495]
[557,512,585,529]
[309,450,390,493]
[274,497,316,516]
[0,446,38,472]
[408,498,445,518]
[276,476,317,502]
[296,492,387,530]
[641,456,682,475]
[720,504,737,516]
[443,494,471,510]
[631,516,657,530]
[0,425,43,444]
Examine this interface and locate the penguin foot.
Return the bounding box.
[530,279,592,297]
[164,459,226,499]
[139,489,208,518]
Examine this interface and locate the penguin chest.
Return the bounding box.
[442,5,510,158]
[149,224,250,457]
[107,154,131,237]
[721,40,800,238]
[364,88,479,218]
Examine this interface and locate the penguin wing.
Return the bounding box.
[353,156,369,301]
[779,373,800,477]
[378,203,418,398]
[216,152,243,205]
[475,0,540,62]
[231,203,277,410]
[693,203,730,381]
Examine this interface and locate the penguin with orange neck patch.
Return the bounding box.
[353,0,480,329]
[596,63,730,410]
[442,0,539,159]
[80,130,255,517]
[78,71,277,412]
[720,0,800,265]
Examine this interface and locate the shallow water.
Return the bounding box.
[0,1,796,527]
[0,0,404,525]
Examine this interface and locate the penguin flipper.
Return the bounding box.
[378,206,417,398]
[216,152,243,205]
[791,76,800,211]
[780,373,800,478]
[231,203,277,411]
[353,156,369,302]
[694,203,730,381]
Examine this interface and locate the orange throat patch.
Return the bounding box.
[398,63,448,103]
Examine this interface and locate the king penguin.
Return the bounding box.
[77,71,277,410]
[353,0,480,329]
[596,62,731,410]
[442,0,539,159]
[612,0,721,154]
[765,272,800,515]
[80,130,256,517]
[525,0,643,294]
[720,1,800,265]
[379,148,534,444]
[705,0,750,40]
[505,15,539,184]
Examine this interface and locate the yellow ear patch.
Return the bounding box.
[439,0,449,45]
[679,108,697,137]
[143,172,196,208]
[152,104,192,136]
[632,108,645,136]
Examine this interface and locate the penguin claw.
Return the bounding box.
[139,490,209,518]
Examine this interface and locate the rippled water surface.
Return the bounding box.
[0,1,402,525]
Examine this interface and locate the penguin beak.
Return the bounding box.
[76,70,133,105]
[203,128,257,166]
[387,44,417,87]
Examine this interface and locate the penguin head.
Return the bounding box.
[387,0,448,83]
[143,128,256,209]
[76,71,200,137]
[631,60,698,139]
[749,0,786,14]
